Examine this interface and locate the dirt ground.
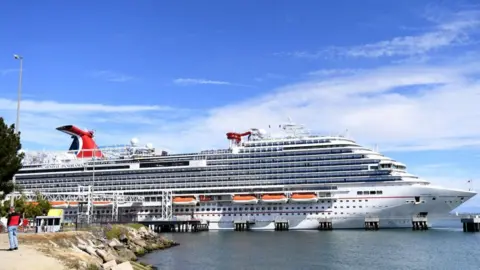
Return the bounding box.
[0,233,68,270]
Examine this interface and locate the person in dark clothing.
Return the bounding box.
[7,207,22,251]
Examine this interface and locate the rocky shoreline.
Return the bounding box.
[20,224,178,270]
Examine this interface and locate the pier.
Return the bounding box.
[364,217,379,231]
[461,216,480,232]
[318,218,333,231]
[141,220,209,233]
[274,218,289,231]
[412,216,428,231]
[234,220,255,231]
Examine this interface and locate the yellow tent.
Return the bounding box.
[47,209,64,223]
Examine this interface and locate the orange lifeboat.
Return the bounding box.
[260,194,288,204]
[290,193,318,203]
[93,201,113,207]
[50,201,68,208]
[232,195,258,204]
[69,202,79,207]
[173,196,198,206]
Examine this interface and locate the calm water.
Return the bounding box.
[142,224,480,270]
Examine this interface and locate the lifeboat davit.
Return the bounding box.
[232,195,258,204]
[173,196,198,206]
[290,193,318,203]
[260,194,289,204]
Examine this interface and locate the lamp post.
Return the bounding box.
[13,54,23,134]
[10,54,23,208]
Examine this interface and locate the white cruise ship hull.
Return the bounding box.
[134,184,476,230]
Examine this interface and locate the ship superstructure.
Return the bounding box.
[12,122,477,229]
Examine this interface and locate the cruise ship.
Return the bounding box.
[12,122,477,230]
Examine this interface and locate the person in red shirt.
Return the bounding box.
[7,207,22,251]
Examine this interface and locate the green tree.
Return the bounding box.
[0,117,24,200]
[0,193,51,218]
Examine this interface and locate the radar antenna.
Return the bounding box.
[281,117,309,137]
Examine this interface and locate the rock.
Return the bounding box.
[76,236,87,245]
[132,238,147,248]
[116,247,137,261]
[112,261,134,270]
[88,239,97,247]
[78,261,88,270]
[48,240,59,248]
[78,243,87,251]
[119,234,128,243]
[130,261,152,270]
[102,260,117,270]
[86,245,99,257]
[71,243,84,253]
[96,249,116,263]
[109,238,124,248]
[138,226,148,236]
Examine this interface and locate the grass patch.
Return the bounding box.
[105,225,125,240]
[126,223,145,230]
[86,264,100,270]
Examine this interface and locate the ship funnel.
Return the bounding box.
[56,125,103,158]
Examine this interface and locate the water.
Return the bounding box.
[142,226,480,270]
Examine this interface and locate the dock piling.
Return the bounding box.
[412,216,428,231]
[461,216,480,232]
[364,217,379,231]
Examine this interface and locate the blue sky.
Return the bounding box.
[1,1,480,207]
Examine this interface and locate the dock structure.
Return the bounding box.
[234,220,255,231]
[364,217,379,231]
[318,218,333,231]
[412,216,428,231]
[141,220,208,233]
[461,216,480,232]
[274,218,289,231]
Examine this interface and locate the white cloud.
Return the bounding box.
[173,78,232,86]
[0,99,177,149]
[282,9,480,59]
[0,98,170,113]
[0,68,19,76]
[306,69,363,77]
[6,59,480,155]
[91,70,134,82]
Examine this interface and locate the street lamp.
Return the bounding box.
[10,54,23,208]
[13,54,23,134]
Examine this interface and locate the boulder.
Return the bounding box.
[76,236,87,245]
[116,247,137,261]
[138,226,148,236]
[48,240,59,248]
[85,245,99,257]
[111,261,134,270]
[88,239,97,247]
[102,260,117,270]
[109,238,124,248]
[96,249,116,263]
[119,234,128,243]
[132,238,147,248]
